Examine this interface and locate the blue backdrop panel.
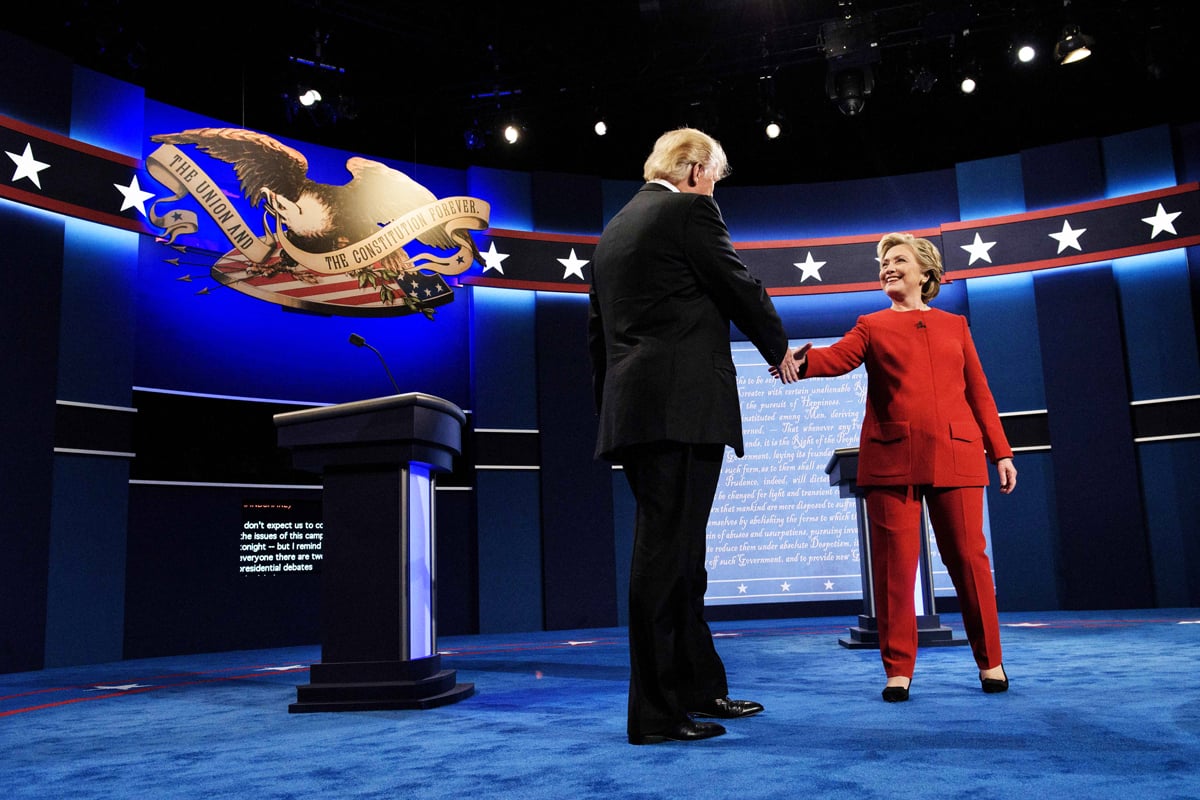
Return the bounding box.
[1102,125,1176,198]
[433,488,478,635]
[476,471,544,633]
[611,471,634,627]
[721,169,960,240]
[601,179,642,226]
[44,456,129,666]
[532,171,603,235]
[1021,138,1104,211]
[469,166,532,231]
[956,154,1025,220]
[1033,264,1154,609]
[0,32,72,133]
[987,453,1061,611]
[535,292,617,630]
[0,203,64,673]
[469,286,537,428]
[1112,250,1200,399]
[1137,441,1200,607]
[966,272,1046,412]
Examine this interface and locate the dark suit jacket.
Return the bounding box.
[588,183,789,461]
[805,307,1013,487]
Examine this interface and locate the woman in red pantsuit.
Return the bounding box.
[779,233,1017,701]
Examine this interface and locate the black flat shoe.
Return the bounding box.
[629,719,726,745]
[882,680,911,703]
[981,665,1009,694]
[688,697,765,719]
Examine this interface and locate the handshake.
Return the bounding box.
[770,342,812,384]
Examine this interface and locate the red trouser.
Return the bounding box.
[865,485,1003,679]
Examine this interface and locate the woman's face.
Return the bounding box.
[879,244,927,301]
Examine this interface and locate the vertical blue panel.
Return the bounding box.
[1102,125,1176,198]
[0,201,63,674]
[468,166,532,231]
[0,32,72,133]
[1022,138,1105,211]
[57,220,138,405]
[601,179,642,226]
[1112,250,1200,399]
[531,172,603,235]
[1177,121,1200,184]
[1034,265,1154,609]
[469,286,537,428]
[433,488,478,636]
[956,154,1025,220]
[71,67,144,156]
[986,453,1061,611]
[1138,440,1200,607]
[535,292,617,630]
[476,471,544,633]
[966,272,1046,411]
[44,456,129,666]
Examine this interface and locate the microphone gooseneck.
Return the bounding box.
[348,333,401,394]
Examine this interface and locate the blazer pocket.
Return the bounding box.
[865,421,910,477]
[949,419,986,477]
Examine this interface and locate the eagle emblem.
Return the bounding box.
[145,127,490,318]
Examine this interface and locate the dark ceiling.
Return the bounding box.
[7,0,1200,185]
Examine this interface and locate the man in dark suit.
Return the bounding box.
[588,128,801,745]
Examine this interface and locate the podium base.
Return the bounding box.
[289,655,474,713]
[838,614,969,649]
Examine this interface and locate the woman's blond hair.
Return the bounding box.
[642,128,730,184]
[878,232,945,301]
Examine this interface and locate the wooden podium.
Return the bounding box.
[825,447,965,650]
[274,392,474,711]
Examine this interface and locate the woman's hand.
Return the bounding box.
[770,343,811,383]
[997,457,1017,494]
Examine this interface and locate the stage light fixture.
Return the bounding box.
[765,120,781,140]
[826,65,874,116]
[503,123,521,144]
[594,119,607,136]
[1054,24,1094,64]
[960,75,977,94]
[1017,44,1037,63]
[298,88,322,107]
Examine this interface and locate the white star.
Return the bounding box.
[1048,219,1087,254]
[780,581,791,592]
[114,174,156,216]
[824,580,835,590]
[1141,203,1181,239]
[793,251,827,282]
[87,683,149,691]
[481,241,509,274]
[960,232,997,265]
[737,584,748,594]
[6,142,50,189]
[557,248,589,281]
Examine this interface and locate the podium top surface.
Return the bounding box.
[273,392,466,429]
[824,446,860,474]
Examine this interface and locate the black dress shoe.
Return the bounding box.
[981,664,1009,694]
[688,697,765,719]
[629,719,726,745]
[881,680,911,703]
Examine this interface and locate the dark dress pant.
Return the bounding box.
[620,441,728,738]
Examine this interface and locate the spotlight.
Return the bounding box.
[593,119,607,136]
[503,123,521,144]
[1054,24,1094,64]
[1017,44,1037,63]
[298,88,322,107]
[826,66,874,116]
[960,75,977,94]
[765,120,781,140]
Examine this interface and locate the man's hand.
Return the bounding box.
[770,343,811,383]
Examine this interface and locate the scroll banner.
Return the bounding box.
[461,182,1200,294]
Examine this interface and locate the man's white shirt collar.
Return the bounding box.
[649,178,679,192]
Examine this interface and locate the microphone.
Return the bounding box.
[916,320,926,329]
[348,333,401,394]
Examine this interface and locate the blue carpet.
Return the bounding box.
[2,610,1198,799]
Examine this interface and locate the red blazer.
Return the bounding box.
[805,307,1013,488]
